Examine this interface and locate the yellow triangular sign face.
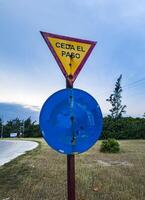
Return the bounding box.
[48,37,91,76]
[41,32,96,83]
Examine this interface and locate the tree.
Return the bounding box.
[0,118,2,138]
[0,118,2,129]
[106,74,126,119]
[2,117,41,138]
[23,117,41,137]
[4,118,21,137]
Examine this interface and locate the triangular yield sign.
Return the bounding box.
[40,32,97,83]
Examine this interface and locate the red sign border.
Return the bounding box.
[40,31,97,83]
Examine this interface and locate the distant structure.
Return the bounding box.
[10,133,17,138]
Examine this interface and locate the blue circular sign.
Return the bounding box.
[39,88,103,154]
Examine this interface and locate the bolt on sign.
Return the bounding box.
[40,32,96,83]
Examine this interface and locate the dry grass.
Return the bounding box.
[0,139,145,200]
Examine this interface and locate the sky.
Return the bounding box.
[0,0,145,118]
[0,102,39,122]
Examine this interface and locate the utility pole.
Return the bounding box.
[19,120,25,137]
[1,124,3,139]
[22,120,25,137]
[1,116,4,139]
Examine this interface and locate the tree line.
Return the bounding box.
[101,116,145,139]
[0,117,41,138]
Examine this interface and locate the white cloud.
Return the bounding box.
[23,105,40,112]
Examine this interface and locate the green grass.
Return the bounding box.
[0,139,145,200]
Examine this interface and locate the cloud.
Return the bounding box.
[23,104,40,112]
[0,102,39,122]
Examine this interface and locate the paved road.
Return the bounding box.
[0,140,38,166]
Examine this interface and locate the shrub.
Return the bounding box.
[100,139,120,153]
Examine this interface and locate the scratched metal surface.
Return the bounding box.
[40,88,103,155]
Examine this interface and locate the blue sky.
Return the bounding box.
[0,0,145,118]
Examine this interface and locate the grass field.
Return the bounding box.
[0,139,145,200]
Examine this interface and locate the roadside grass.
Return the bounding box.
[0,139,145,200]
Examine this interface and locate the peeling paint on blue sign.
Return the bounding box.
[39,88,103,155]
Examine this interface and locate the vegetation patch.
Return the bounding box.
[100,139,120,153]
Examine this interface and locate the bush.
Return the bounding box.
[100,139,120,153]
